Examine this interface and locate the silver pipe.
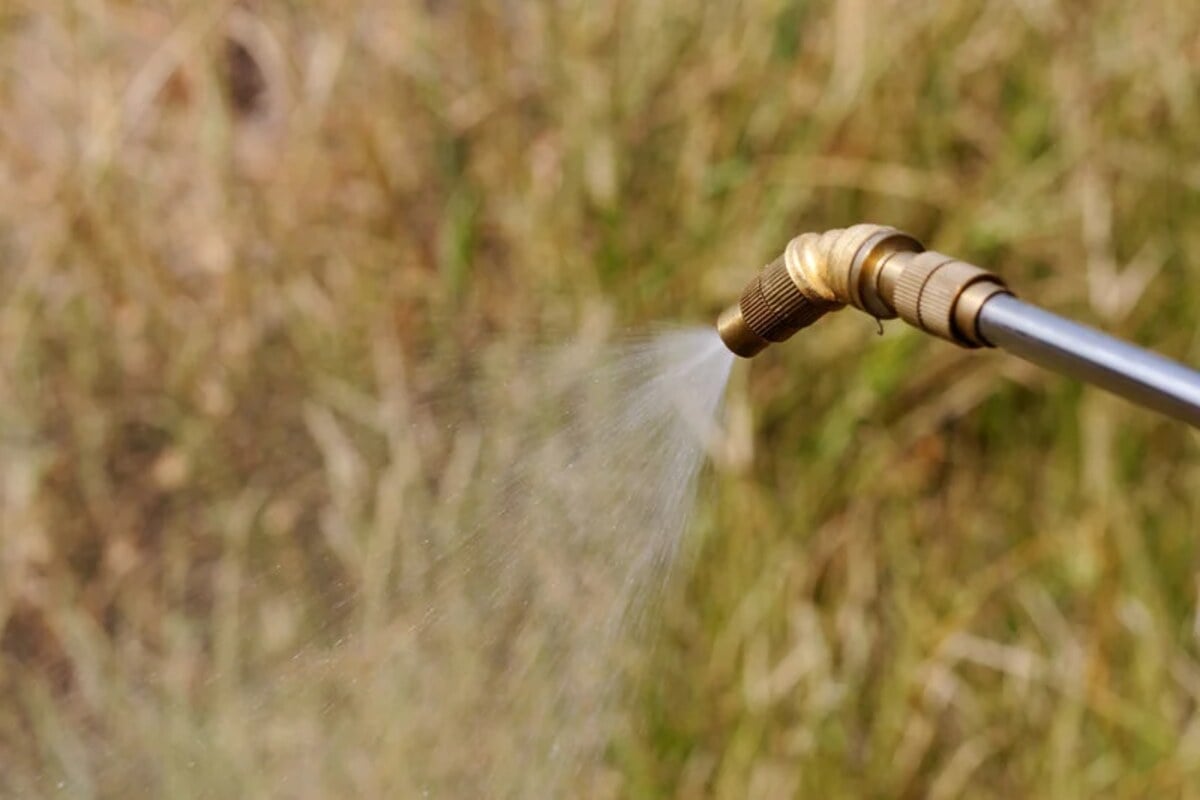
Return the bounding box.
[977,293,1200,428]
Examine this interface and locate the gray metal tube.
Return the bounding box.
[977,293,1200,427]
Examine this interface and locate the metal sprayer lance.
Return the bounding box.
[717,224,1200,428]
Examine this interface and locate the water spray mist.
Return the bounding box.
[717,224,1200,427]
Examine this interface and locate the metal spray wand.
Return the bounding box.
[716,225,1200,427]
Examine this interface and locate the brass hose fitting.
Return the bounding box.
[717,224,1010,357]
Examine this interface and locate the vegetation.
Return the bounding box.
[2,0,1199,796]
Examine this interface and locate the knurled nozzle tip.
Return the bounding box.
[717,304,769,358]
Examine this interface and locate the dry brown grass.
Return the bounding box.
[2,0,1200,797]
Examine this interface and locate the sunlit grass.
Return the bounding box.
[2,0,1200,797]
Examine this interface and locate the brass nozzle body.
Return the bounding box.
[717,224,1010,357]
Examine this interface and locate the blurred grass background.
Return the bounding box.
[3,0,1200,797]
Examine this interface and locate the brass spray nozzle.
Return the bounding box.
[717,224,1010,357]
